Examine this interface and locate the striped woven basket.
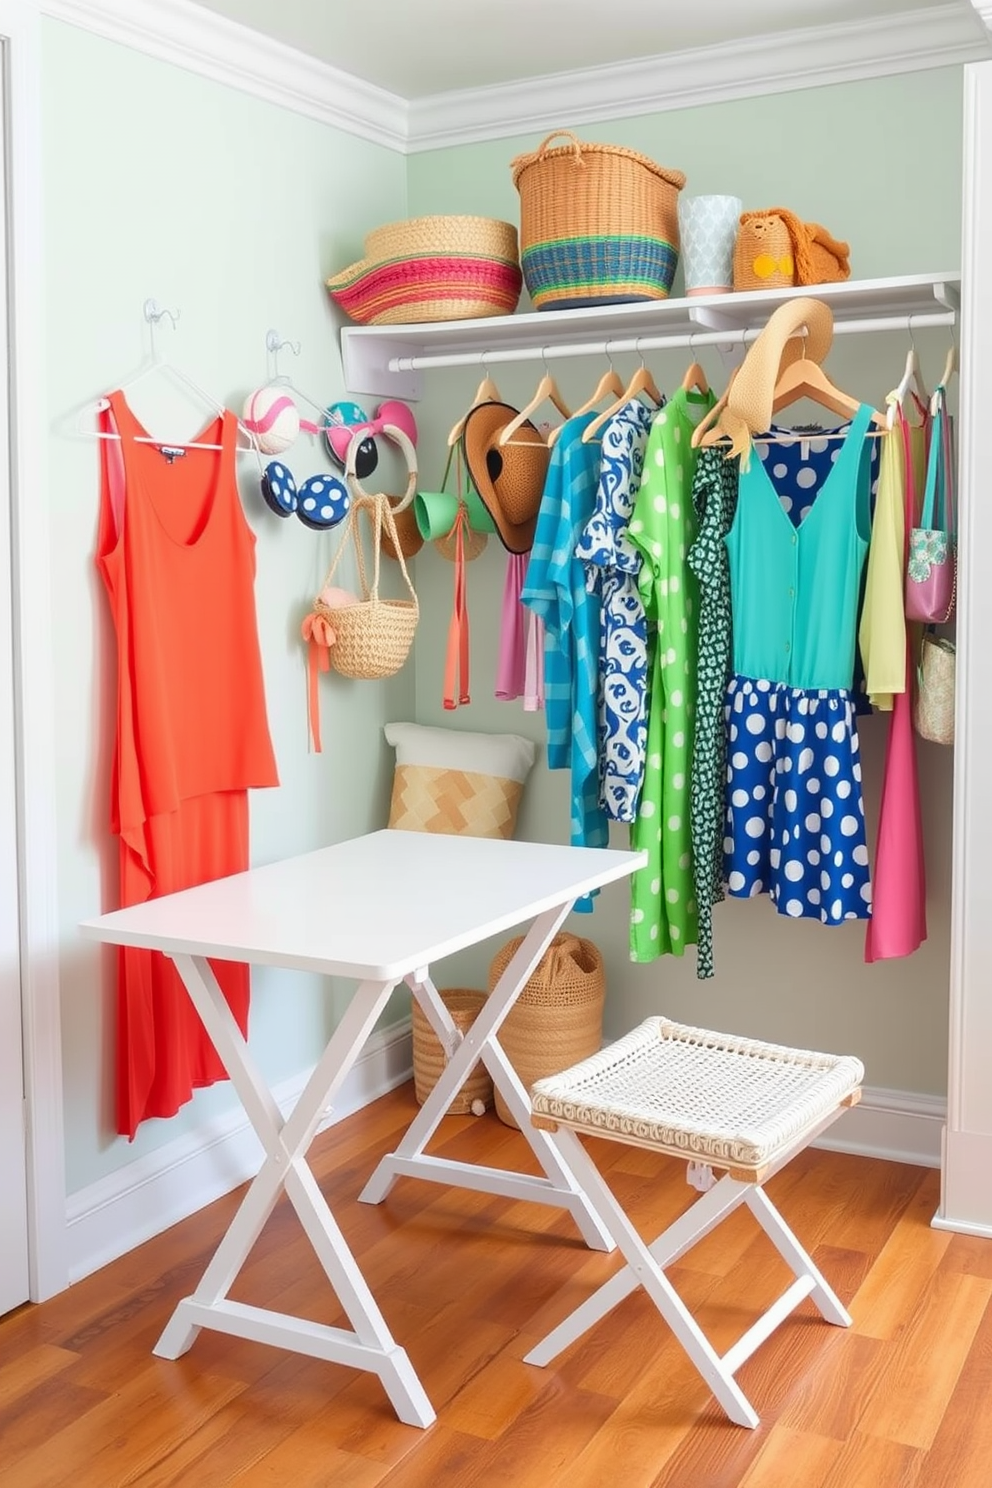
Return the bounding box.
[326,215,523,325]
[488,932,605,1129]
[411,988,493,1113]
[510,131,686,309]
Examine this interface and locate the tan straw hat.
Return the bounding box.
[720,297,835,460]
[461,402,550,554]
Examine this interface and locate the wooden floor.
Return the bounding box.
[2,1083,991,1488]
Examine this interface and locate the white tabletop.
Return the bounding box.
[80,830,646,982]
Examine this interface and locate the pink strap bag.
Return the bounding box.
[905,386,956,624]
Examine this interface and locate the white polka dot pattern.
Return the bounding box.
[723,676,871,923]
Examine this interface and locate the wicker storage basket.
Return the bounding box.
[326,215,523,326]
[488,932,605,1129]
[510,130,686,310]
[309,494,419,682]
[411,988,493,1112]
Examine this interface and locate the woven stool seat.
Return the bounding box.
[524,1015,865,1429]
[530,1017,864,1181]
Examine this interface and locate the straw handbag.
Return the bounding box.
[487,932,605,1129]
[314,494,418,678]
[411,988,493,1113]
[914,633,956,746]
[510,130,685,309]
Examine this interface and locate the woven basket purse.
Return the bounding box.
[315,494,418,680]
[488,931,605,1129]
[510,130,685,310]
[301,493,419,750]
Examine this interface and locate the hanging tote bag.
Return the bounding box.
[914,632,956,746]
[906,386,956,623]
[301,493,419,750]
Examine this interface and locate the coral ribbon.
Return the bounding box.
[300,612,336,752]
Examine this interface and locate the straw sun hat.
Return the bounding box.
[718,296,835,459]
[461,402,551,555]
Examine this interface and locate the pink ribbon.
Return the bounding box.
[325,399,418,466]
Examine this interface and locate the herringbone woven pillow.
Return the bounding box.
[384,722,536,839]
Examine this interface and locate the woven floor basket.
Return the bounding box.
[326,214,523,326]
[510,131,685,309]
[488,932,605,1129]
[411,988,493,1113]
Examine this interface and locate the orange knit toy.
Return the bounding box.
[734,208,851,292]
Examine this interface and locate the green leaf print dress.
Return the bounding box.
[626,386,715,961]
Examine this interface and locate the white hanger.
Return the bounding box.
[885,317,931,430]
[261,329,329,435]
[77,300,259,453]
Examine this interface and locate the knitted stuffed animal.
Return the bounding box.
[734,209,851,292]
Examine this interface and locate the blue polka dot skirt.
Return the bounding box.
[723,676,872,923]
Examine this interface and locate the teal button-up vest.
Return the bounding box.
[726,402,874,689]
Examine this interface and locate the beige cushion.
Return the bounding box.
[385,723,536,840]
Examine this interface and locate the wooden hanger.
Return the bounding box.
[548,357,625,447]
[772,354,886,428]
[930,341,958,415]
[497,353,571,448]
[691,368,739,449]
[885,325,931,429]
[582,344,664,444]
[681,336,710,396]
[447,363,502,448]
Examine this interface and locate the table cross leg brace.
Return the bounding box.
[359,903,616,1253]
[524,1126,851,1429]
[153,953,435,1429]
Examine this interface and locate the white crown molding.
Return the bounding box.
[65,1019,414,1284]
[40,0,408,151]
[37,2,991,155]
[407,4,991,150]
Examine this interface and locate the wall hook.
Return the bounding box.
[265,329,302,383]
[143,298,181,359]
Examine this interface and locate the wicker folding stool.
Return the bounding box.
[525,1016,864,1429]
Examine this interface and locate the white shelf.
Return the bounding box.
[340,271,960,400]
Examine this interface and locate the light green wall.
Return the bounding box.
[404,68,963,1097]
[43,20,411,1194]
[47,43,965,1197]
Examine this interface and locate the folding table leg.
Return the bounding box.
[358,904,616,1252]
[154,954,436,1429]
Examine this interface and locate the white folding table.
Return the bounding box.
[80,829,644,1427]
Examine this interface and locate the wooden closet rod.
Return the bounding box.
[387,311,956,374]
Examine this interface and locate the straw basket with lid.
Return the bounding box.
[510,130,686,310]
[488,931,605,1128]
[326,215,523,325]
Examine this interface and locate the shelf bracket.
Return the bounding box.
[341,330,422,402]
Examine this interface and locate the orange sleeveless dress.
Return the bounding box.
[97,392,279,1138]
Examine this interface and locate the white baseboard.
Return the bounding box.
[65,1019,414,1284]
[66,1037,945,1284]
[813,1084,945,1169]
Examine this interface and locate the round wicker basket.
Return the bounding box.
[510,130,685,309]
[488,932,605,1129]
[411,988,493,1113]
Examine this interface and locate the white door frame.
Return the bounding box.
[936,53,992,1238]
[2,0,67,1300]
